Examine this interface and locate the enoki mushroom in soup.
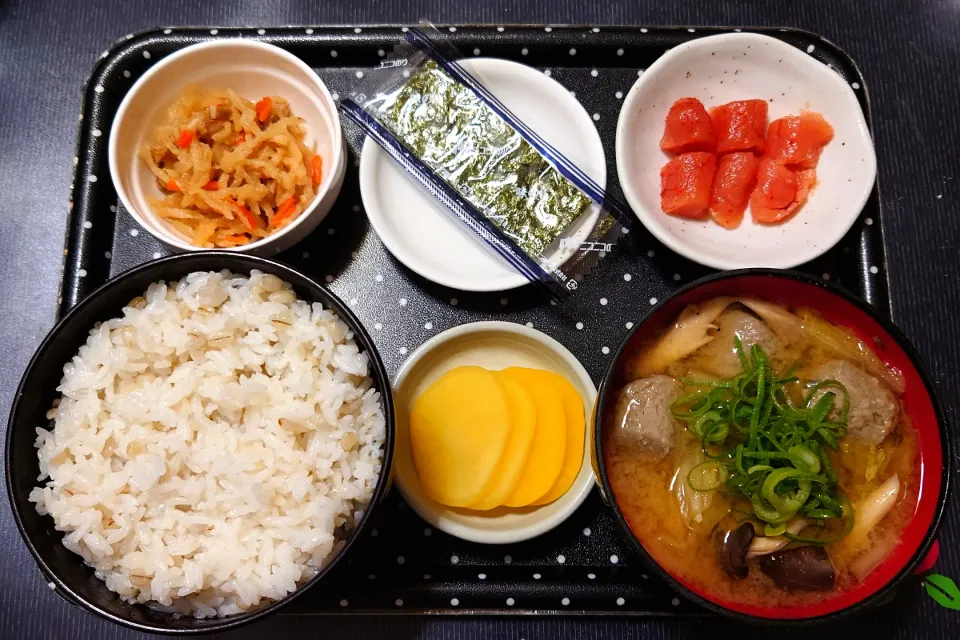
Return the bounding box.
[605,297,917,608]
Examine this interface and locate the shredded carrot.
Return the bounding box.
[235,131,246,145]
[272,197,298,227]
[255,97,272,123]
[177,130,194,149]
[224,234,248,245]
[227,198,257,230]
[202,180,219,191]
[165,179,180,192]
[311,155,323,187]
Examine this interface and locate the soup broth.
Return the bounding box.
[604,297,919,610]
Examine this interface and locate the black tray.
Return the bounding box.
[62,25,889,617]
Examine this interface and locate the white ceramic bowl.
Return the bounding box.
[616,33,876,270]
[392,322,597,544]
[109,40,346,256]
[360,57,606,292]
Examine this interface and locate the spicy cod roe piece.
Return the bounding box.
[751,162,817,224]
[709,152,761,229]
[660,97,716,153]
[660,152,717,219]
[710,99,769,154]
[765,112,835,169]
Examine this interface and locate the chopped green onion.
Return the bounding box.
[687,460,728,491]
[672,336,852,538]
[787,445,821,474]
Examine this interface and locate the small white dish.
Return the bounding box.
[616,33,877,270]
[360,57,606,292]
[109,40,346,256]
[392,321,597,544]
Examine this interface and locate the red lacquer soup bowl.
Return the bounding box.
[594,269,950,622]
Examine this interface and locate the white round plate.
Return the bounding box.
[361,58,606,292]
[392,322,597,544]
[616,33,877,270]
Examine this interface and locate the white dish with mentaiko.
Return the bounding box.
[615,33,876,270]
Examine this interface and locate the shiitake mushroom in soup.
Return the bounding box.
[604,297,918,609]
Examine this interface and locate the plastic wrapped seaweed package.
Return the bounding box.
[341,27,633,301]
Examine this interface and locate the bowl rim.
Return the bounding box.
[5,252,395,634]
[107,39,344,253]
[593,267,951,623]
[614,32,878,270]
[391,320,597,543]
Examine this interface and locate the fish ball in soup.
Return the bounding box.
[611,376,679,457]
[811,360,898,447]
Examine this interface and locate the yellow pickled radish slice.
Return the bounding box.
[469,373,538,511]
[501,367,567,507]
[409,366,511,507]
[532,372,586,505]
